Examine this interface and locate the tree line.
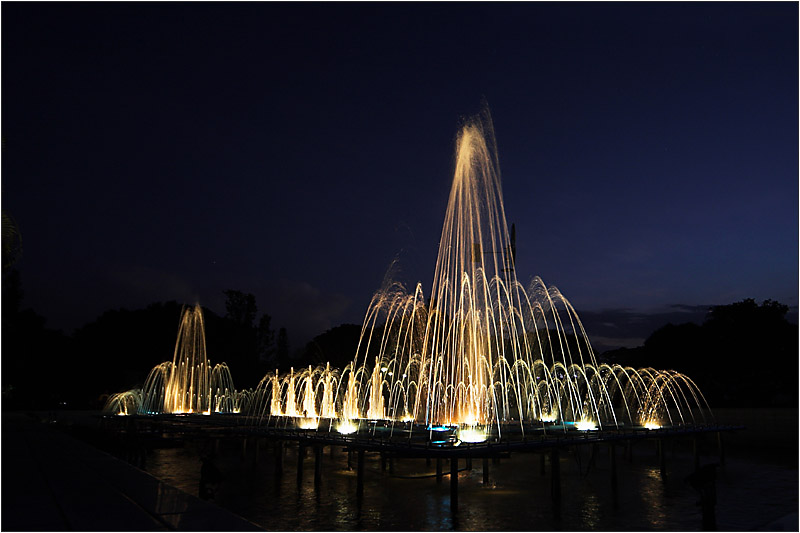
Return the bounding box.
[601,299,798,408]
[2,267,367,410]
[2,265,796,410]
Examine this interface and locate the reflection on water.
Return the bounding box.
[143,416,798,531]
[578,490,601,530]
[636,468,669,529]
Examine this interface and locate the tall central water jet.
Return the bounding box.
[423,111,515,427]
[195,107,710,438]
[105,108,710,436]
[330,107,708,436]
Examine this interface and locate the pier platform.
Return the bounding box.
[1,412,262,531]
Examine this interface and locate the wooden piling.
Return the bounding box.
[314,445,322,486]
[589,442,598,470]
[610,443,617,492]
[450,456,458,512]
[356,449,365,499]
[275,440,284,475]
[297,444,305,486]
[550,448,561,506]
[693,436,700,471]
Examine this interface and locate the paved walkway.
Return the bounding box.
[2,413,262,531]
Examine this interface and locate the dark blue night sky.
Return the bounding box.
[3,2,797,352]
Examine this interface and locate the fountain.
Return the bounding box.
[243,108,710,439]
[96,109,729,531]
[104,304,240,415]
[107,108,710,442]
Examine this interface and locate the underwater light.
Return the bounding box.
[336,420,358,434]
[575,420,598,431]
[458,427,487,443]
[297,417,319,430]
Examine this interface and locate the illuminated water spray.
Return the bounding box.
[163,303,209,414]
[106,107,711,439]
[105,304,240,415]
[319,108,711,437]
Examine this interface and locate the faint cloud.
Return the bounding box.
[668,304,712,314]
[580,304,712,353]
[256,279,352,350]
[108,265,197,306]
[589,335,646,352]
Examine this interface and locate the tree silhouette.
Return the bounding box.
[223,289,257,328]
[296,324,362,369]
[2,211,22,270]
[257,313,275,365]
[205,290,281,386]
[601,298,797,407]
[71,301,185,406]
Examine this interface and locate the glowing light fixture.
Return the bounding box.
[297,417,319,430]
[458,427,487,443]
[336,420,358,434]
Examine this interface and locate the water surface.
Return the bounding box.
[144,409,797,530]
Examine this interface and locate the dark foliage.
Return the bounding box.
[204,290,276,389]
[601,299,797,407]
[2,287,70,410]
[3,276,794,411]
[1,281,280,408]
[294,324,362,370]
[222,289,257,328]
[69,301,185,408]
[257,314,275,365]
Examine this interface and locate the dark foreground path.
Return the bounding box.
[1,412,262,531]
